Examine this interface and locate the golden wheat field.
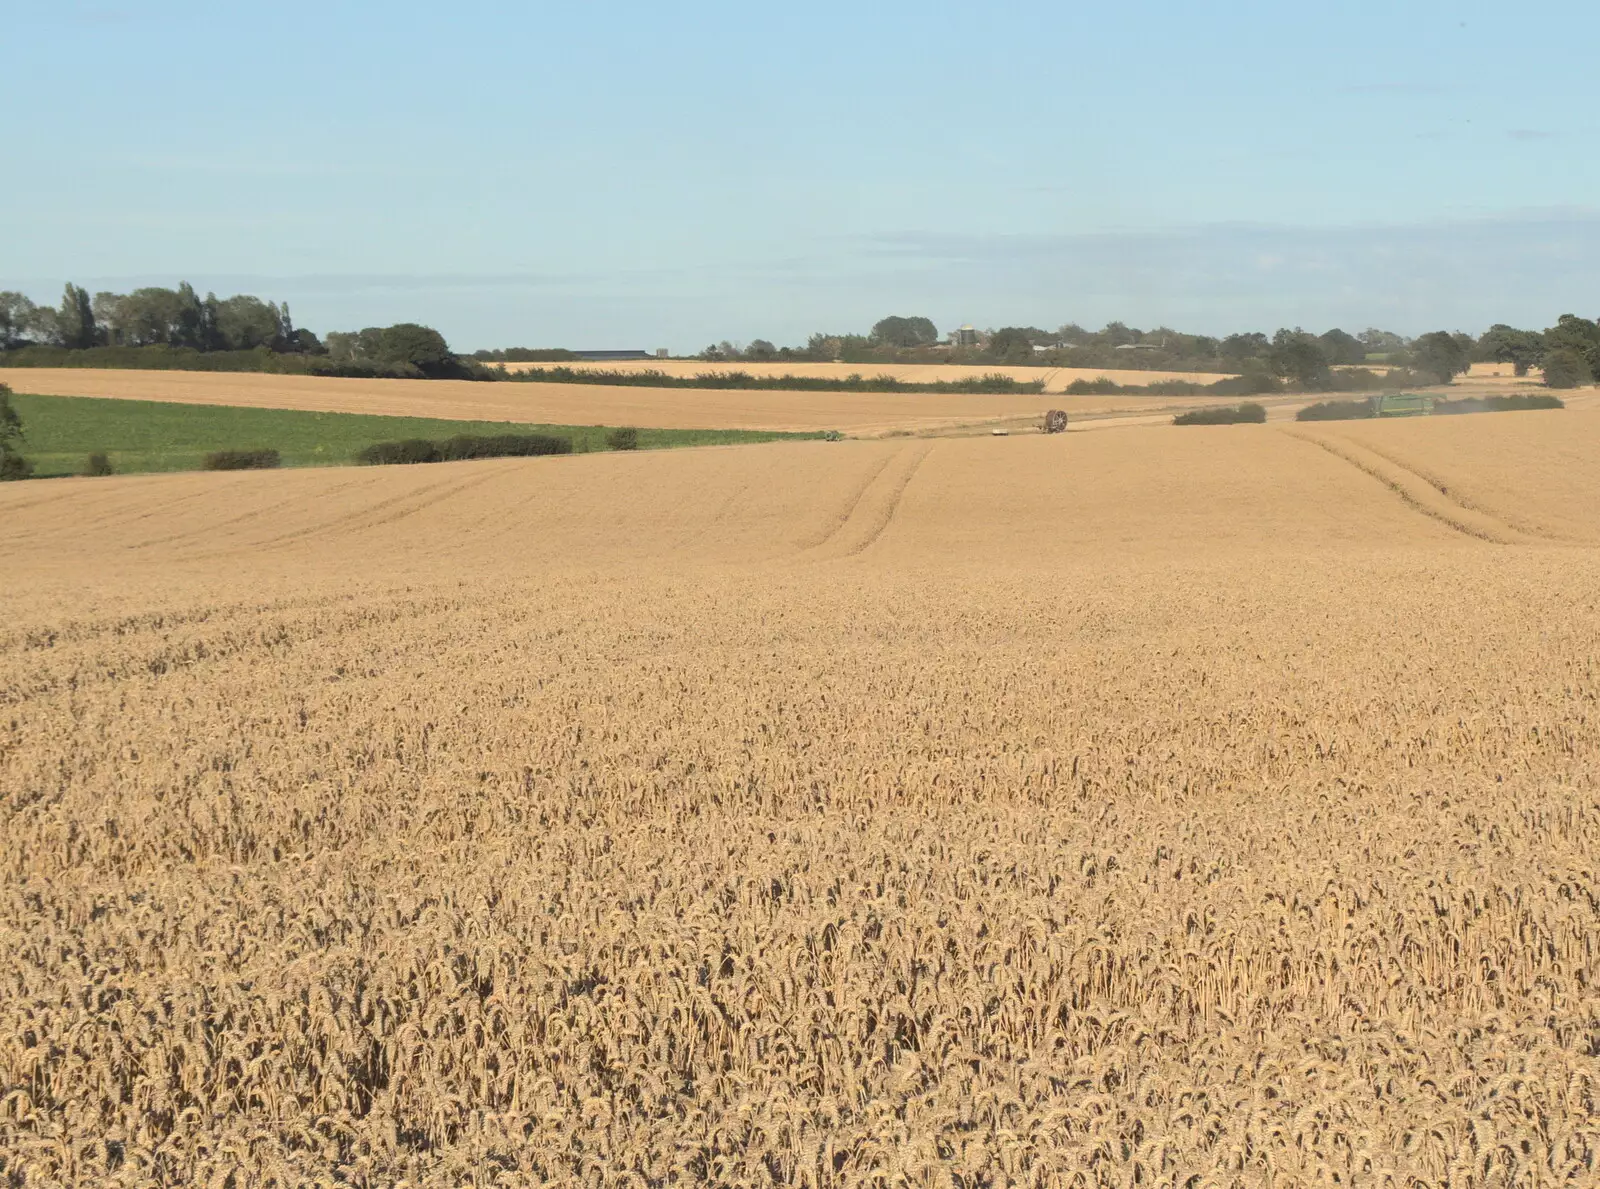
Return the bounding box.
[0,368,1259,437]
[4,408,1600,1186]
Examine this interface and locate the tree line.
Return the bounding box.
[5,282,1595,390]
[699,315,1600,389]
[0,283,314,354]
[0,283,481,379]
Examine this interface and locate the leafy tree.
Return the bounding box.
[23,303,59,345]
[378,323,454,374]
[323,330,358,362]
[1411,330,1471,384]
[804,334,840,361]
[284,328,324,355]
[1220,332,1269,366]
[870,316,938,348]
[215,295,287,350]
[1476,324,1545,375]
[0,384,32,480]
[1543,314,1600,381]
[118,287,185,346]
[745,339,777,360]
[0,292,39,349]
[1357,328,1407,355]
[324,324,456,373]
[56,283,97,349]
[1541,349,1592,389]
[986,327,1036,363]
[91,292,128,345]
[1318,328,1365,366]
[1269,329,1332,390]
[1100,321,1138,347]
[172,282,206,349]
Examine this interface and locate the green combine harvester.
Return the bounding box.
[1372,392,1435,417]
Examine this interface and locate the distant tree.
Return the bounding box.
[805,334,841,361]
[0,292,39,349]
[1270,329,1332,390]
[1541,349,1592,389]
[323,331,358,362]
[986,327,1036,363]
[201,292,224,350]
[869,315,938,348]
[325,324,454,373]
[745,339,777,360]
[1411,330,1471,384]
[1101,321,1138,347]
[1318,328,1365,366]
[1357,327,1408,355]
[56,283,97,349]
[378,323,454,375]
[118,287,184,346]
[1220,332,1270,366]
[0,384,31,480]
[215,295,287,350]
[1543,314,1600,381]
[23,303,58,345]
[172,282,206,349]
[284,328,324,355]
[91,291,129,346]
[1476,324,1545,375]
[833,334,875,363]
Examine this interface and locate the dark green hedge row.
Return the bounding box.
[203,449,281,470]
[356,433,574,466]
[1296,399,1376,422]
[1433,393,1564,415]
[1173,403,1267,425]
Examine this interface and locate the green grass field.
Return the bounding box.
[5,392,820,478]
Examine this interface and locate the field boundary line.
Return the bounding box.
[1284,430,1529,545]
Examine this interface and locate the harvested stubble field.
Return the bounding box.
[4,409,1600,1186]
[0,368,1250,438]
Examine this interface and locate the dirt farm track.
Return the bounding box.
[5,406,1600,1184]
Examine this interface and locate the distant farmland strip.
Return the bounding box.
[499,366,1047,394]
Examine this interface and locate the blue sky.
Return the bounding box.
[5,0,1597,350]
